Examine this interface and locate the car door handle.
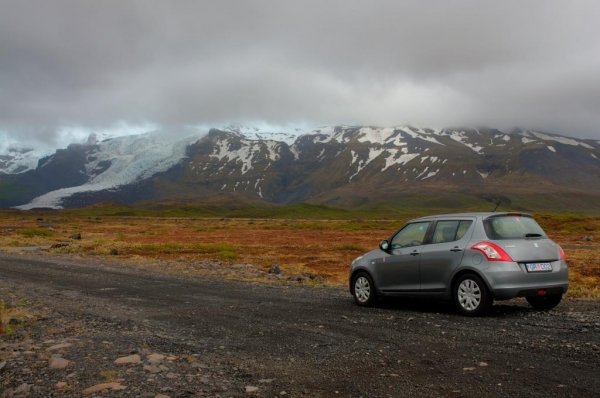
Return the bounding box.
[450,247,462,252]
[410,251,420,256]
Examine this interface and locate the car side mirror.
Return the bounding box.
[379,240,390,252]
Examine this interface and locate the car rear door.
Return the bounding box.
[419,219,474,292]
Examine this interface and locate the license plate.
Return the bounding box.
[526,262,552,272]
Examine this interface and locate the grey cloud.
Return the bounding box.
[1,0,599,146]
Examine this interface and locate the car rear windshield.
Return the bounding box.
[483,215,547,240]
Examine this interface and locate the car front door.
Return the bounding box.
[374,221,432,293]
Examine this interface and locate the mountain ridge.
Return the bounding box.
[1,125,599,211]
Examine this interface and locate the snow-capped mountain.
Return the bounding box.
[0,146,51,174]
[1,125,599,211]
[221,124,302,145]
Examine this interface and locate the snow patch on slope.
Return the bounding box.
[381,150,419,172]
[421,169,439,180]
[521,137,536,144]
[308,125,445,147]
[444,130,484,154]
[357,127,396,144]
[211,135,282,174]
[311,126,353,144]
[222,124,300,145]
[477,171,490,179]
[530,131,594,149]
[349,148,385,180]
[399,127,444,146]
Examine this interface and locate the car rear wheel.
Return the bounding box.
[526,294,562,310]
[453,274,492,316]
[352,272,376,307]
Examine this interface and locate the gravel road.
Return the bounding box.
[1,253,599,397]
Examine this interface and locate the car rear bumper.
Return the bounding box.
[492,284,568,300]
[481,260,569,300]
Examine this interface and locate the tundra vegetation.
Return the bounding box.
[0,204,598,298]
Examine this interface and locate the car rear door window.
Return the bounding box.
[432,220,473,243]
[456,220,472,240]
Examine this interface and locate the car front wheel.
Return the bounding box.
[526,294,562,310]
[352,272,376,307]
[453,274,492,316]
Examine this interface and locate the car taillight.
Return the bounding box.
[471,241,513,262]
[558,245,566,260]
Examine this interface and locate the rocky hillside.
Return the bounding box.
[1,126,599,210]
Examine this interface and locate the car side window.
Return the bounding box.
[432,220,473,244]
[456,220,473,240]
[432,221,459,244]
[391,222,431,249]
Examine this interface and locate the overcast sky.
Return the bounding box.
[1,0,599,149]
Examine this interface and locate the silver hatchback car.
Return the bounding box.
[349,212,568,316]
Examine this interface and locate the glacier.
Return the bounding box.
[15,132,201,210]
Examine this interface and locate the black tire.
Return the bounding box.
[526,294,562,310]
[453,273,492,316]
[352,272,376,307]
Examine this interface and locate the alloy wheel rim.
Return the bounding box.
[355,276,371,303]
[458,279,481,311]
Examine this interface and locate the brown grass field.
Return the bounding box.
[0,212,598,298]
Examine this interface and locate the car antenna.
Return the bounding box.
[492,199,501,212]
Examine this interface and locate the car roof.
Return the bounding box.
[410,212,533,222]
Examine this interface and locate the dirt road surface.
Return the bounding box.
[1,254,599,397]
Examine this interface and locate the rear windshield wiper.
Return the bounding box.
[525,233,543,238]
